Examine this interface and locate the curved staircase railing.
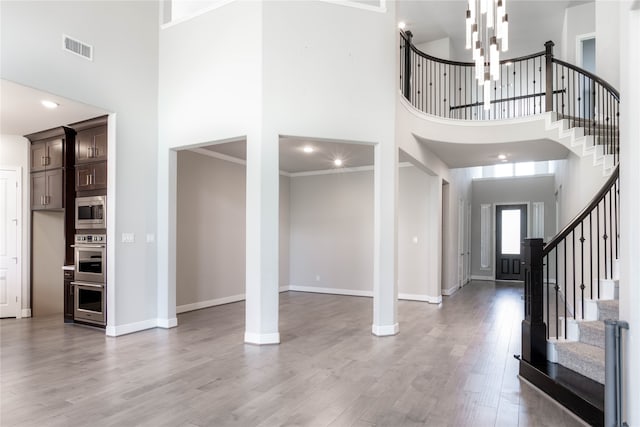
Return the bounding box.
[399,31,620,165]
[399,32,624,424]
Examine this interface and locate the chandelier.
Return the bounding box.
[465,0,509,109]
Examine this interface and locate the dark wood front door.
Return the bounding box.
[496,204,527,280]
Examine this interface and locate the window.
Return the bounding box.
[501,209,521,255]
[515,162,534,176]
[494,163,513,178]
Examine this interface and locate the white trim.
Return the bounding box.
[441,285,460,296]
[399,93,544,125]
[398,292,442,303]
[177,287,289,314]
[21,308,31,317]
[161,0,237,29]
[191,147,246,166]
[471,275,494,281]
[157,317,178,329]
[371,322,399,336]
[0,166,22,319]
[244,331,280,345]
[289,164,374,178]
[575,32,596,70]
[106,113,117,331]
[473,173,555,183]
[318,0,387,13]
[288,285,373,298]
[105,318,157,337]
[177,293,246,314]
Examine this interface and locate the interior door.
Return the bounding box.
[496,204,527,281]
[0,169,20,318]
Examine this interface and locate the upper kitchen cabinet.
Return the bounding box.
[73,116,108,164]
[30,138,63,171]
[25,126,76,212]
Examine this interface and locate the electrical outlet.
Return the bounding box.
[146,233,155,243]
[122,233,135,243]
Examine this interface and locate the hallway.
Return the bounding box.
[0,282,585,426]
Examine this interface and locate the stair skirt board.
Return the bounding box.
[519,359,604,427]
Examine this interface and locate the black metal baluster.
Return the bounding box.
[572,230,576,321]
[555,248,559,339]
[590,212,593,298]
[580,222,585,319]
[597,202,601,298]
[604,190,609,280]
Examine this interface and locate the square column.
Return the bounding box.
[372,141,399,336]
[245,131,280,345]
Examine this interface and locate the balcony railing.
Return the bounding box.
[399,32,619,165]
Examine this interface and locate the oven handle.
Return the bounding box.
[70,244,106,248]
[71,282,104,288]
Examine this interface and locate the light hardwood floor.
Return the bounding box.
[1,281,586,426]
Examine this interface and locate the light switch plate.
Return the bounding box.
[122,233,135,243]
[146,233,155,243]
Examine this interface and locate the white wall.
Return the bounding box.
[619,3,640,423]
[415,37,451,59]
[561,2,595,65]
[1,1,160,333]
[0,135,30,314]
[595,0,620,89]
[289,169,374,295]
[552,153,609,228]
[176,150,290,311]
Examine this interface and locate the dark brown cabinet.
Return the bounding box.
[75,162,107,192]
[75,126,107,164]
[31,169,63,210]
[30,138,63,172]
[63,269,74,322]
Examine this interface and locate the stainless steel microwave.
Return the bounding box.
[75,196,106,229]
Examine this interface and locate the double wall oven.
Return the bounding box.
[71,234,106,325]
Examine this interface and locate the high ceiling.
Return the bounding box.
[397,1,593,60]
[1,2,593,170]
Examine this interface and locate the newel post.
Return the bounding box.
[522,238,547,365]
[544,41,555,113]
[403,31,413,101]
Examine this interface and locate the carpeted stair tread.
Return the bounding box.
[578,321,605,349]
[597,299,619,321]
[555,341,605,384]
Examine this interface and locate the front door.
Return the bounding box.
[496,204,527,281]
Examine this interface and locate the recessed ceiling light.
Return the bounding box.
[303,146,314,154]
[334,158,343,167]
[498,154,507,160]
[41,100,59,109]
[398,22,407,30]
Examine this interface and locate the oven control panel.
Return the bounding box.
[75,234,106,244]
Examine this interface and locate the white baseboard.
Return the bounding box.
[21,308,32,317]
[441,285,459,296]
[177,287,289,314]
[177,294,246,314]
[244,331,280,345]
[398,292,442,304]
[371,323,399,336]
[106,318,158,337]
[471,275,494,281]
[288,285,373,298]
[157,317,178,329]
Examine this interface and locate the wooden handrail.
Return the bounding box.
[543,165,619,255]
[552,58,620,101]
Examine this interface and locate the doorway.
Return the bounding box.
[495,204,527,280]
[0,168,21,318]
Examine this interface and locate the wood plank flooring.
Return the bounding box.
[0,281,587,426]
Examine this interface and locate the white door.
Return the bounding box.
[0,169,20,318]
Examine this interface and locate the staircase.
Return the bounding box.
[548,260,620,385]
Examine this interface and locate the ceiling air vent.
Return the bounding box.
[62,35,93,61]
